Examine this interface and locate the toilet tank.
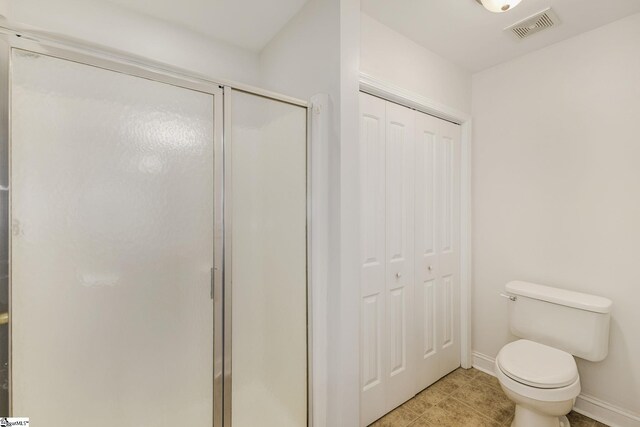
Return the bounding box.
[505,281,612,361]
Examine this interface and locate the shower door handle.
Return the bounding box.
[211,267,215,300]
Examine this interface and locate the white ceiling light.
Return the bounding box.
[476,0,523,13]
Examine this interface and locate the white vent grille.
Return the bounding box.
[505,8,560,40]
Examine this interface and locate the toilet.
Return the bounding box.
[496,281,612,427]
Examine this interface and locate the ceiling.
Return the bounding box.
[104,0,309,51]
[361,0,640,72]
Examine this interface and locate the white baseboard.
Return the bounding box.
[471,351,497,376]
[471,351,640,427]
[574,394,640,427]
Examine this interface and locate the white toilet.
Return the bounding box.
[496,281,612,427]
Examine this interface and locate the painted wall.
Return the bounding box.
[260,0,361,425]
[472,13,640,416]
[259,0,340,101]
[0,0,261,85]
[360,12,471,114]
[338,0,362,425]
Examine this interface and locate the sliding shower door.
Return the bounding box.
[10,49,220,425]
[228,90,307,427]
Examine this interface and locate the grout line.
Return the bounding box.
[401,407,422,427]
[471,374,503,392]
[398,368,606,427]
[400,368,511,427]
[451,396,509,426]
[451,369,515,425]
[458,368,478,379]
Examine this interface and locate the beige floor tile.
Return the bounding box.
[457,367,480,379]
[404,368,477,416]
[402,393,434,416]
[372,368,603,427]
[567,411,596,427]
[420,378,459,400]
[369,405,420,427]
[441,368,477,388]
[472,369,502,390]
[451,379,515,424]
[406,416,433,427]
[419,397,502,427]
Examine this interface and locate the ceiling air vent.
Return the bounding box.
[505,8,560,40]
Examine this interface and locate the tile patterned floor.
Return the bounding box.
[368,367,608,427]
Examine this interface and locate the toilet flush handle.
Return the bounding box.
[499,293,517,302]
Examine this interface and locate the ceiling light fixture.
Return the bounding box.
[475,0,523,13]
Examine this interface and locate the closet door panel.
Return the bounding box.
[436,120,462,375]
[384,101,415,411]
[414,112,442,389]
[414,111,462,391]
[359,93,387,426]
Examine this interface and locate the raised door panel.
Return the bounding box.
[359,93,387,426]
[384,101,415,411]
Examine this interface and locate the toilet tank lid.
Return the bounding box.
[505,281,612,314]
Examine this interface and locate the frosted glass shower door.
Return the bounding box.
[10,50,218,425]
[229,91,307,427]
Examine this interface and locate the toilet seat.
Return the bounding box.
[497,340,578,389]
[495,360,581,402]
[495,340,581,403]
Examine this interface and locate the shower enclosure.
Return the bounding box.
[0,28,308,427]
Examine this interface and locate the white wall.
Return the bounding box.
[360,12,471,114]
[0,0,261,85]
[472,13,640,417]
[338,0,361,425]
[259,0,340,101]
[260,0,361,426]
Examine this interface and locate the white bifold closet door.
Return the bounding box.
[359,92,461,426]
[11,50,217,426]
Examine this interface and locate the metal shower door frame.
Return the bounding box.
[0,29,227,424]
[220,86,312,427]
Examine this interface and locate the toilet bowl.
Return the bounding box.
[495,340,581,427]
